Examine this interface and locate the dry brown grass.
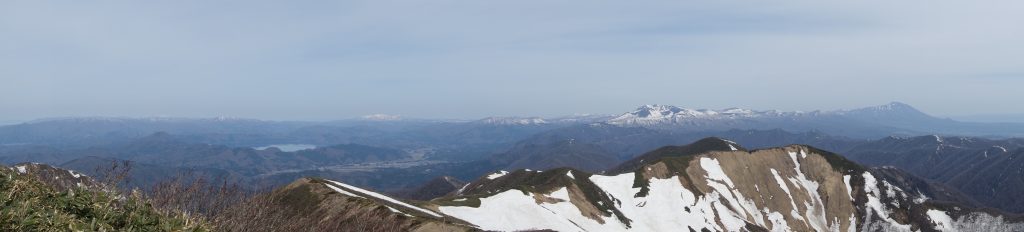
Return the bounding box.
[86,159,408,231]
[142,171,406,231]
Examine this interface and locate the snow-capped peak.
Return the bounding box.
[361,114,402,121]
[605,102,933,129]
[606,104,771,126]
[624,104,734,118]
[477,117,548,125]
[547,114,616,123]
[720,108,755,115]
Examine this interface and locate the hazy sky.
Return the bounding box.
[3,1,1023,121]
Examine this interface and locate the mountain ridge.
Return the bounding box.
[275,138,1024,231]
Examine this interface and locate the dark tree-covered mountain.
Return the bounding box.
[844,135,1024,213]
[88,133,408,176]
[489,140,619,173]
[392,175,466,201]
[512,124,862,161]
[607,137,743,175]
[59,156,245,190]
[0,117,311,148]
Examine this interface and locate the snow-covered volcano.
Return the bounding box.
[598,102,1024,138]
[606,104,801,127]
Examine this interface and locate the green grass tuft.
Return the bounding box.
[0,168,209,231]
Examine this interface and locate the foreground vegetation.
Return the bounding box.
[1,163,408,231]
[0,167,208,231]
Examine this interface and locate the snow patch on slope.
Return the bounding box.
[67,170,82,178]
[843,175,854,201]
[861,173,913,231]
[439,188,602,232]
[486,171,509,180]
[787,151,828,232]
[701,157,766,229]
[324,183,363,199]
[326,180,443,218]
[770,168,804,224]
[927,209,954,231]
[592,173,727,231]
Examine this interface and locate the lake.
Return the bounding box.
[253,144,317,152]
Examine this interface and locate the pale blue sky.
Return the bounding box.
[3,1,1023,121]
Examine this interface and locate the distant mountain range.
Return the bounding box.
[606,102,1024,138]
[1,102,1021,150]
[4,102,1022,151]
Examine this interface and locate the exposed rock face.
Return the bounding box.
[684,147,858,231]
